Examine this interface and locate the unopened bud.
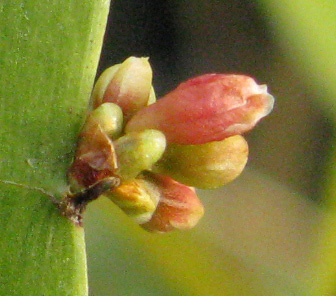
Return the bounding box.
[126,74,274,144]
[99,56,153,120]
[92,64,121,108]
[114,130,166,180]
[154,135,248,189]
[82,103,123,139]
[140,172,204,233]
[104,178,160,224]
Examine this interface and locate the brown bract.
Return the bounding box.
[68,123,118,191]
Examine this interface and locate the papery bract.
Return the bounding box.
[68,123,118,192]
[126,74,274,144]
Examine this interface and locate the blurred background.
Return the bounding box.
[84,1,336,295]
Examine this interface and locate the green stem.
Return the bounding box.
[0,1,110,295]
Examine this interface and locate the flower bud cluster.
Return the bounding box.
[67,57,274,232]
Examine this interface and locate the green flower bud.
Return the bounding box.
[104,178,160,224]
[82,103,123,139]
[92,64,121,108]
[154,135,248,189]
[114,129,166,180]
[100,56,153,120]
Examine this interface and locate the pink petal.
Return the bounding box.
[126,74,274,144]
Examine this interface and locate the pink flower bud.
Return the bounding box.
[126,74,274,144]
[140,172,204,233]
